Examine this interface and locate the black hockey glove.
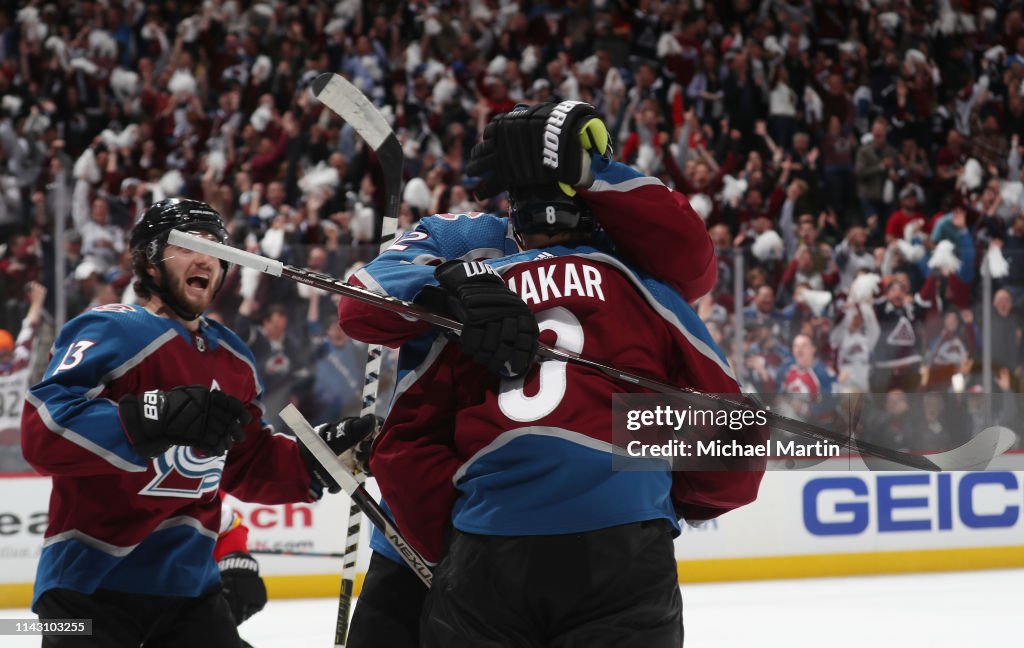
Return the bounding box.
[118,386,250,459]
[302,414,381,494]
[432,260,539,378]
[218,551,267,625]
[466,100,611,198]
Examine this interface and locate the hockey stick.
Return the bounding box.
[310,72,403,648]
[279,404,433,587]
[170,231,1015,472]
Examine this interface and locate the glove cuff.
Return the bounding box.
[118,393,162,459]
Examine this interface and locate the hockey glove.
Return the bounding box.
[466,101,610,198]
[218,551,267,625]
[118,386,250,459]
[302,414,380,494]
[433,260,539,378]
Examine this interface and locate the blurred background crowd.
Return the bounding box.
[2,0,1024,469]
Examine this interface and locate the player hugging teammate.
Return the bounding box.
[337,102,767,647]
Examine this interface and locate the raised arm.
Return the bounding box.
[580,156,717,301]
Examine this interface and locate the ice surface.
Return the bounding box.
[2,569,1020,647]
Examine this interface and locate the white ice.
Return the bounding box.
[2,569,1020,647]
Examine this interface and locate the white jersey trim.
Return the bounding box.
[154,515,219,542]
[589,175,665,194]
[453,425,614,485]
[390,336,450,410]
[353,267,386,295]
[217,335,262,397]
[42,516,219,556]
[84,328,178,400]
[42,529,139,556]
[25,392,148,473]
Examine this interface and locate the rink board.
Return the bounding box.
[2,458,1023,607]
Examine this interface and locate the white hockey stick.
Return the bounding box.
[310,72,404,648]
[279,405,433,588]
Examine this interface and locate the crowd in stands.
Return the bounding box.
[1,0,1023,456]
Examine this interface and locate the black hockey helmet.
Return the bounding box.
[130,198,229,321]
[507,184,594,238]
[130,198,228,260]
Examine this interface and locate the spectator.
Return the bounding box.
[870,275,937,393]
[831,302,880,393]
[776,334,836,424]
[1000,215,1024,303]
[820,115,856,220]
[833,227,877,290]
[886,184,926,242]
[923,310,977,391]
[235,300,307,430]
[855,117,899,225]
[989,289,1024,380]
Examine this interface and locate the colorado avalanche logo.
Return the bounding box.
[139,446,226,498]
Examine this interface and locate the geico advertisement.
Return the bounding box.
[675,467,1024,560]
[4,470,1022,584]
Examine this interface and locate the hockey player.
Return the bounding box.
[370,183,765,646]
[21,198,374,647]
[335,102,731,647]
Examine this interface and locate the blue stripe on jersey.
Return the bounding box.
[451,431,678,537]
[367,498,404,563]
[33,524,218,609]
[27,388,145,469]
[33,309,172,469]
[362,213,516,302]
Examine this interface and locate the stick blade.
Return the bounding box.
[311,72,390,150]
[930,425,1018,471]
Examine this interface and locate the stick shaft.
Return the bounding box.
[279,405,433,586]
[168,230,939,471]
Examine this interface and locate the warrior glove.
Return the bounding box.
[430,260,539,378]
[119,386,250,459]
[218,551,267,625]
[467,101,610,198]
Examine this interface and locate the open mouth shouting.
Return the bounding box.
[184,272,212,297]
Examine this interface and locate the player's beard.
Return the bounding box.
[167,270,218,315]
